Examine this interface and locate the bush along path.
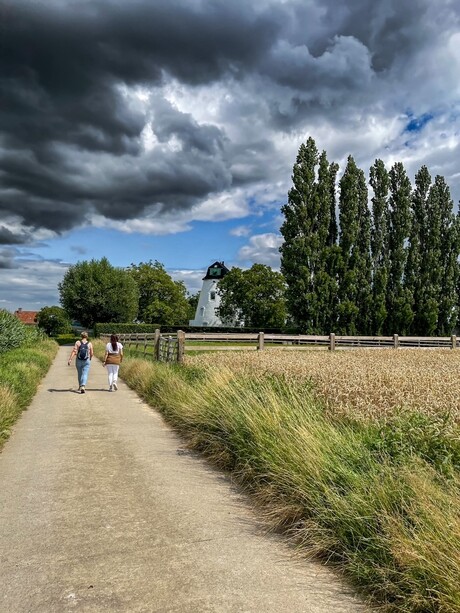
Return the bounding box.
[113,346,460,613]
[0,345,371,613]
[0,309,58,450]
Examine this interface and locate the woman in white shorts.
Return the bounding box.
[103,334,123,391]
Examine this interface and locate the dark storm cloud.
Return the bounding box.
[0,226,32,245]
[1,0,457,244]
[1,0,276,240]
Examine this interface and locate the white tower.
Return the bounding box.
[189,261,230,327]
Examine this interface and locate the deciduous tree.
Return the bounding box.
[128,260,190,325]
[59,258,139,327]
[217,264,287,328]
[37,306,72,336]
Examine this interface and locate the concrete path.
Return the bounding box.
[0,347,372,613]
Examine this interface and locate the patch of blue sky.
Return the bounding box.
[25,205,283,280]
[28,220,248,271]
[404,112,434,133]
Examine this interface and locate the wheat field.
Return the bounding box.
[187,348,460,421]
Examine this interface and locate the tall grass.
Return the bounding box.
[0,338,58,448]
[0,309,27,352]
[116,351,459,613]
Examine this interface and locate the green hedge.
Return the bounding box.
[94,323,162,335]
[94,322,300,336]
[53,334,80,345]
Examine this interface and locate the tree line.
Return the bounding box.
[39,136,459,336]
[280,137,460,335]
[46,259,195,331]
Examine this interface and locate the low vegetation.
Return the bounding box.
[0,316,58,449]
[114,346,459,613]
[0,308,27,353]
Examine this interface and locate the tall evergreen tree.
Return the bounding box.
[337,156,370,334]
[369,159,390,334]
[420,177,444,334]
[282,139,458,337]
[356,167,372,334]
[280,138,339,332]
[387,162,413,333]
[407,166,431,334]
[434,176,459,333]
[327,162,339,246]
[315,153,340,332]
[280,138,318,331]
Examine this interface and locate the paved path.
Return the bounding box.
[0,347,372,613]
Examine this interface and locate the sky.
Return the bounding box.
[2,0,460,312]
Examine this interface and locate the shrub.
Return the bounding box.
[0,309,26,353]
[54,334,80,346]
[37,306,72,336]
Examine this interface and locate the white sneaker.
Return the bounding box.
[113,382,118,391]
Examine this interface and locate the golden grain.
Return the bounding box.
[186,349,460,420]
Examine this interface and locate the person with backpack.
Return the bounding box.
[67,331,94,393]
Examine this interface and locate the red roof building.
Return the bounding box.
[14,308,38,326]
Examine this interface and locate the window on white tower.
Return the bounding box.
[210,291,216,300]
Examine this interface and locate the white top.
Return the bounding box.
[105,341,123,354]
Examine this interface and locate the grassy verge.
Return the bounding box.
[102,343,460,613]
[0,339,58,449]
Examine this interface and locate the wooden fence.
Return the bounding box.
[185,332,458,350]
[101,331,459,362]
[101,331,185,364]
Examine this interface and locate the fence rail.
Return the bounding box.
[101,331,459,361]
[101,331,185,363]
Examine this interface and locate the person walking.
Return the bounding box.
[68,331,94,393]
[103,334,123,391]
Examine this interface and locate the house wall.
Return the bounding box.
[189,279,222,327]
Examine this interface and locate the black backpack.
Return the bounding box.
[77,341,89,360]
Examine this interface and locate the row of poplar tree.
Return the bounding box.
[280,137,460,335]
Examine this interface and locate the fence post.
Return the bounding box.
[257,332,264,351]
[177,330,185,363]
[393,334,399,349]
[154,329,160,361]
[329,333,335,351]
[451,335,457,350]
